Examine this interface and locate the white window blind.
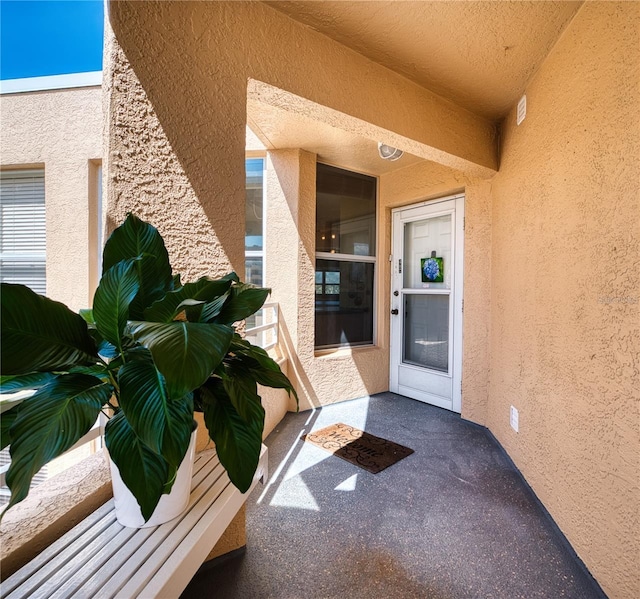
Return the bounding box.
[0,169,46,294]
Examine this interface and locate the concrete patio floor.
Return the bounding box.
[182,393,606,599]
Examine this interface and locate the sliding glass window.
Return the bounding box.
[315,163,377,349]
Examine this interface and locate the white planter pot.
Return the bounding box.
[108,428,197,528]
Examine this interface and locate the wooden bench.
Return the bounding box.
[1,445,268,599]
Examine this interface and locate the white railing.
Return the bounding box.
[245,302,279,352]
[0,304,280,491]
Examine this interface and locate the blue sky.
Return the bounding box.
[1,0,103,80]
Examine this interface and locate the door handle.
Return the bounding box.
[391,309,399,315]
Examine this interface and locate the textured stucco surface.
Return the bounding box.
[103,24,244,280]
[105,1,639,596]
[380,162,492,425]
[267,1,582,120]
[104,0,498,407]
[105,0,498,246]
[206,504,247,562]
[488,4,639,598]
[247,98,424,176]
[0,452,111,580]
[0,86,102,311]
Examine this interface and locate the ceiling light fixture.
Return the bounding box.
[378,142,403,161]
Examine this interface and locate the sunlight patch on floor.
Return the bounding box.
[257,396,371,508]
[268,474,320,511]
[334,473,358,491]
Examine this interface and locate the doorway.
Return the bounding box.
[389,194,464,413]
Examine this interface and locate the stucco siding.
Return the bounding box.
[103,1,639,596]
[489,3,639,598]
[0,86,102,311]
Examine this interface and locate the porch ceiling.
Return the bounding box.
[265,0,583,121]
[247,100,424,176]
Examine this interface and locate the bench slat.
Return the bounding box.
[139,446,268,599]
[3,504,118,598]
[21,518,128,599]
[45,453,224,599]
[1,446,267,599]
[85,460,229,599]
[105,466,234,598]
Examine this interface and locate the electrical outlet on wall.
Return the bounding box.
[510,406,519,432]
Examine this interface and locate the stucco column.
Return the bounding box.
[265,149,316,411]
[103,19,246,280]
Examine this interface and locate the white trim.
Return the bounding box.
[315,251,377,263]
[0,72,102,95]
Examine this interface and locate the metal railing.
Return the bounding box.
[0,303,280,491]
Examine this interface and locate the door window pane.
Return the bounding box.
[403,214,452,290]
[315,259,374,348]
[316,163,376,256]
[403,294,449,372]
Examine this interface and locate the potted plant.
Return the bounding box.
[0,214,297,526]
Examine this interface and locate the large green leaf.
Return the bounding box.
[102,214,173,318]
[93,259,140,351]
[144,277,232,323]
[1,283,98,375]
[1,405,20,450]
[0,372,55,395]
[228,337,298,405]
[222,367,261,423]
[215,284,270,325]
[104,411,169,521]
[195,292,230,323]
[118,349,194,467]
[3,374,110,511]
[127,321,233,399]
[68,365,111,382]
[201,379,264,493]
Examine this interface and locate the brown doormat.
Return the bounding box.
[301,423,414,474]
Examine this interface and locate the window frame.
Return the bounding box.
[314,161,379,352]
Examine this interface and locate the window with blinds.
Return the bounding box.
[0,170,47,504]
[0,169,46,294]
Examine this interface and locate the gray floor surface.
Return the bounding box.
[182,393,605,599]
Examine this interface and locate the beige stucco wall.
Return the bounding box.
[105,1,639,596]
[104,0,499,409]
[488,3,639,598]
[104,0,497,282]
[0,86,102,311]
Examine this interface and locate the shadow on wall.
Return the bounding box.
[105,13,248,278]
[277,314,321,410]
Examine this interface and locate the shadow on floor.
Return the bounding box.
[182,393,606,599]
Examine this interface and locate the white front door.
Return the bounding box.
[389,195,464,413]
